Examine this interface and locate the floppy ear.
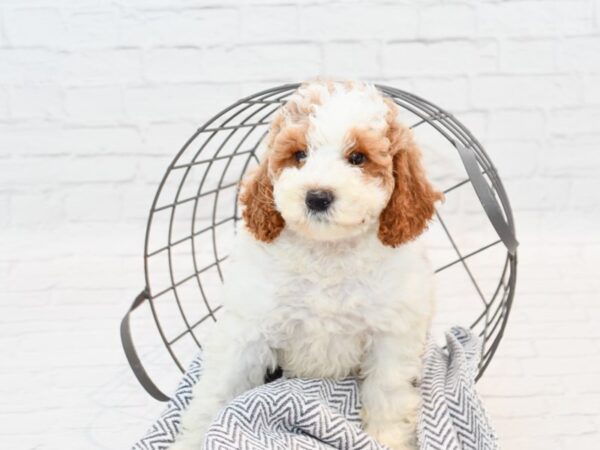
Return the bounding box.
[239,158,285,243]
[378,107,443,247]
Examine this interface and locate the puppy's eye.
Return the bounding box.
[294,150,307,162]
[348,152,366,165]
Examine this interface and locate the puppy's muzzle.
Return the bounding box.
[305,189,334,213]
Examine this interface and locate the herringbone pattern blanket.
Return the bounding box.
[133,327,497,450]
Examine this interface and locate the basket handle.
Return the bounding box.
[454,143,518,255]
[120,289,171,402]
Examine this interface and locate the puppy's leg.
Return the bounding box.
[169,314,275,450]
[360,335,423,450]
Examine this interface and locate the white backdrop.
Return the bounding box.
[1,1,599,449]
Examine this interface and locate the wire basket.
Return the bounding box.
[121,83,518,401]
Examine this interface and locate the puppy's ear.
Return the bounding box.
[378,102,443,247]
[239,158,285,243]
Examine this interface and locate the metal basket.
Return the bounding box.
[121,83,518,401]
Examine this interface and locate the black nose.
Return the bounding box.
[305,189,334,212]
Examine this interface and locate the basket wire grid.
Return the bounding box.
[121,83,518,402]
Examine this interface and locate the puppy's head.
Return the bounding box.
[240,81,442,246]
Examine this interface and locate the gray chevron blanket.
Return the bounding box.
[133,327,497,450]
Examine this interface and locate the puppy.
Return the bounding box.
[170,81,442,450]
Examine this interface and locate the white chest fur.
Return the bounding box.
[221,228,434,379]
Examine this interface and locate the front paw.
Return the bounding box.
[170,400,216,450]
[169,419,210,450]
[364,423,418,450]
[168,439,199,450]
[168,431,205,450]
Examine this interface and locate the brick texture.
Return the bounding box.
[1,1,599,449]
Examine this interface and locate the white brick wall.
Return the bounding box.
[1,1,599,449]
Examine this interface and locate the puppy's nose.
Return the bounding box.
[305,189,334,212]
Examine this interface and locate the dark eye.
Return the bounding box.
[348,152,366,165]
[294,150,307,162]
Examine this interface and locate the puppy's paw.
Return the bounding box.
[170,400,217,450]
[167,440,198,450]
[169,420,210,450]
[364,423,417,450]
[168,431,205,450]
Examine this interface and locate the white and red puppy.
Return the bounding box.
[170,81,442,450]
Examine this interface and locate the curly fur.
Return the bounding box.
[379,102,444,246]
[170,81,441,450]
[239,159,285,243]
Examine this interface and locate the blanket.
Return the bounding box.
[132,327,497,450]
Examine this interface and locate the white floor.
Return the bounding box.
[1,211,599,450]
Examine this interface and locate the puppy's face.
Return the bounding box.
[240,82,442,246]
[270,84,394,241]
